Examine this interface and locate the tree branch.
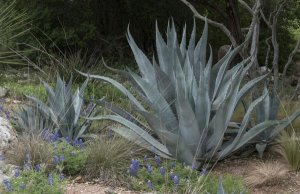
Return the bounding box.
[180,0,238,48]
[282,38,300,82]
[238,0,255,15]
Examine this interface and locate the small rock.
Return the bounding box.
[0,116,17,153]
[0,87,8,98]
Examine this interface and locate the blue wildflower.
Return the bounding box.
[14,167,20,177]
[35,164,41,172]
[2,179,12,191]
[129,163,138,177]
[200,168,208,176]
[131,159,140,170]
[48,174,53,185]
[192,164,197,171]
[65,136,71,144]
[143,155,148,162]
[19,183,26,190]
[53,155,60,164]
[59,173,64,181]
[24,162,31,170]
[154,155,161,166]
[170,172,175,180]
[147,180,154,190]
[146,164,152,174]
[173,175,180,186]
[159,166,166,176]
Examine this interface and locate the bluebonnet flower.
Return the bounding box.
[23,162,31,170]
[200,168,208,176]
[146,164,152,174]
[170,172,175,180]
[35,164,41,172]
[48,174,54,185]
[59,173,64,181]
[144,155,148,162]
[0,154,5,161]
[159,166,166,176]
[131,159,140,170]
[170,162,175,169]
[53,155,60,164]
[192,164,197,171]
[2,179,12,191]
[14,167,20,177]
[147,180,154,190]
[19,183,26,190]
[129,163,138,177]
[150,146,156,154]
[154,155,161,166]
[173,175,180,186]
[65,136,71,144]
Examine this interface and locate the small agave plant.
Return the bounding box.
[23,76,95,142]
[80,20,300,167]
[15,105,55,135]
[253,86,300,157]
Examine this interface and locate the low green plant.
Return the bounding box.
[54,139,87,176]
[129,157,246,193]
[84,135,136,185]
[26,75,95,141]
[5,135,54,168]
[279,131,300,171]
[0,166,66,194]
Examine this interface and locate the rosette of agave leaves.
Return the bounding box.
[80,20,300,167]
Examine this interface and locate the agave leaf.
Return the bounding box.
[153,58,176,104]
[233,120,279,152]
[88,115,172,156]
[218,92,268,158]
[26,95,58,125]
[111,127,172,159]
[268,108,300,139]
[78,71,146,111]
[237,73,269,103]
[194,18,208,80]
[211,43,245,101]
[127,27,156,85]
[95,98,147,129]
[129,70,178,131]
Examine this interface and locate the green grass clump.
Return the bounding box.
[279,131,300,171]
[84,136,137,185]
[0,167,66,194]
[130,158,246,193]
[5,135,55,168]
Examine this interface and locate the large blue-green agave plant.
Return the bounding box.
[80,20,300,167]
